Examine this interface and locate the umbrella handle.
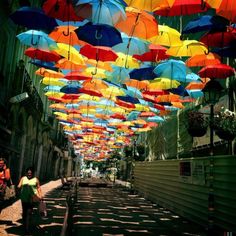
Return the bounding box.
[31,36,39,46]
[63,29,70,37]
[91,67,98,75]
[201,0,206,10]
[95,30,102,40]
[204,47,210,55]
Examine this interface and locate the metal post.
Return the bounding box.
[209,104,214,156]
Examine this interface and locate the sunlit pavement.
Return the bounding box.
[72,179,208,236]
[0,178,212,236]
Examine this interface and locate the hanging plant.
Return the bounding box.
[186,110,208,137]
[214,107,236,141]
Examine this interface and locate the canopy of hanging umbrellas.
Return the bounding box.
[10,0,236,161]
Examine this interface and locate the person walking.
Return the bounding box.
[0,157,11,200]
[17,166,43,235]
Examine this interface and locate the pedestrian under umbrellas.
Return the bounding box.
[17,166,43,235]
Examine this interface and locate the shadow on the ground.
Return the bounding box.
[4,187,69,236]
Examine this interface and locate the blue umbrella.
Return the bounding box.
[74,0,126,25]
[10,6,58,31]
[60,82,81,94]
[17,30,58,50]
[75,22,122,47]
[182,15,229,34]
[212,45,236,58]
[129,66,156,81]
[154,59,188,82]
[117,95,140,104]
[105,66,130,85]
[29,59,57,70]
[112,33,149,55]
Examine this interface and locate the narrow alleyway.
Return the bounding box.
[0,178,211,236]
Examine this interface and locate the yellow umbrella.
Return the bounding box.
[77,94,101,102]
[166,40,208,57]
[83,67,107,78]
[148,25,182,47]
[101,87,125,99]
[204,0,222,8]
[54,43,85,64]
[149,78,180,90]
[134,104,150,111]
[42,77,67,86]
[49,103,67,110]
[44,91,64,98]
[124,0,175,12]
[86,59,113,71]
[113,52,140,69]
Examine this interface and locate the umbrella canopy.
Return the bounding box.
[148,78,180,89]
[74,0,126,25]
[10,6,58,31]
[129,66,156,80]
[113,52,140,69]
[148,24,182,47]
[75,22,122,47]
[24,47,61,62]
[49,25,85,46]
[124,0,175,11]
[35,68,64,78]
[17,30,58,50]
[43,0,83,22]
[133,44,169,62]
[182,15,229,34]
[80,44,118,62]
[198,64,235,79]
[64,71,92,81]
[154,59,188,81]
[54,43,85,64]
[112,33,150,55]
[216,0,236,23]
[186,53,221,67]
[200,31,236,48]
[166,40,208,57]
[154,0,209,16]
[115,7,158,40]
[212,45,236,58]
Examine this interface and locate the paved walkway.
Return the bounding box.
[0,178,212,236]
[0,179,67,236]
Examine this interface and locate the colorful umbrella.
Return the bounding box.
[185,53,221,67]
[124,0,175,12]
[35,68,64,78]
[10,6,58,31]
[74,0,126,25]
[154,59,188,81]
[198,64,235,79]
[216,0,236,23]
[43,0,83,22]
[75,22,122,47]
[49,25,85,46]
[182,15,229,34]
[17,30,58,50]
[133,44,169,62]
[115,7,158,40]
[166,40,208,57]
[148,24,182,47]
[80,44,118,62]
[24,47,61,62]
[200,31,236,48]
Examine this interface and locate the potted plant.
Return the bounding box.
[186,110,208,137]
[214,107,236,141]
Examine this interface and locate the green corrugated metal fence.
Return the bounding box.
[134,155,236,233]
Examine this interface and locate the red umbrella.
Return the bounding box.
[64,72,92,81]
[216,0,236,23]
[198,64,235,79]
[80,44,118,62]
[133,44,169,62]
[43,0,82,22]
[24,48,61,62]
[200,31,236,48]
[154,0,209,16]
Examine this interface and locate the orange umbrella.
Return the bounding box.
[185,82,206,90]
[115,7,158,40]
[155,94,180,103]
[82,78,109,90]
[49,25,86,46]
[35,68,64,78]
[125,79,149,89]
[216,0,236,23]
[185,53,221,67]
[55,58,86,71]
